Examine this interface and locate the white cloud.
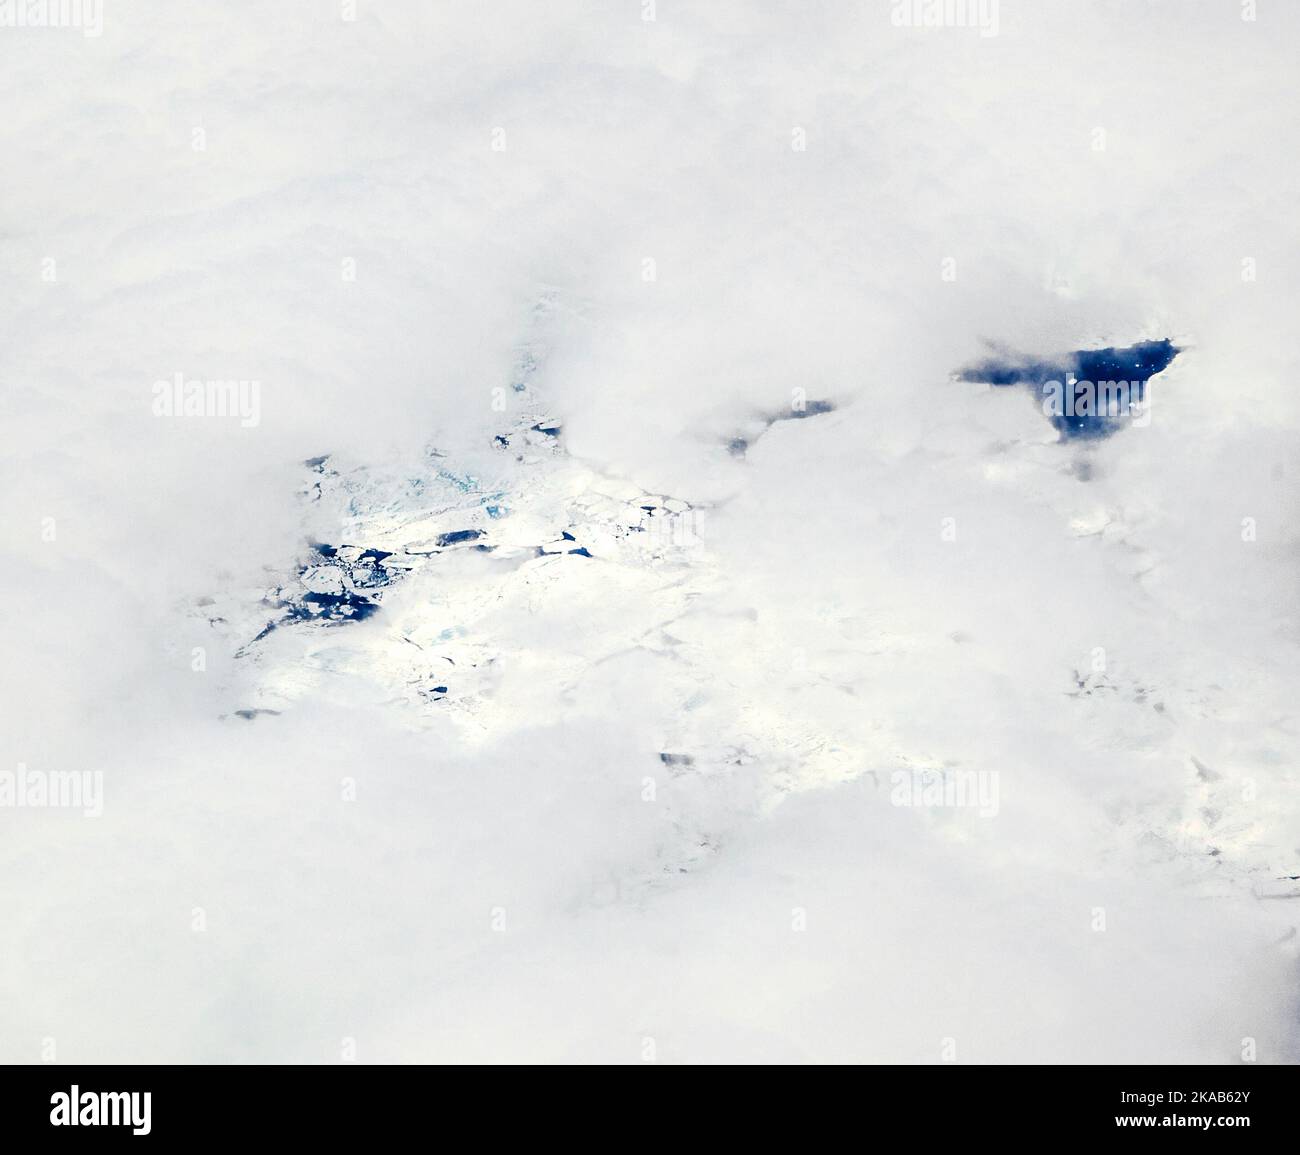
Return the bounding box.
[1,0,1297,1062]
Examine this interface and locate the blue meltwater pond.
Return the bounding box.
[958,339,1180,440]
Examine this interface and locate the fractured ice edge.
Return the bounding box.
[190,344,814,884]
[220,404,710,715]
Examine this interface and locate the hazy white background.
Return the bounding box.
[1,0,1297,1062]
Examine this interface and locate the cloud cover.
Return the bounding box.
[1,0,1298,1062]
